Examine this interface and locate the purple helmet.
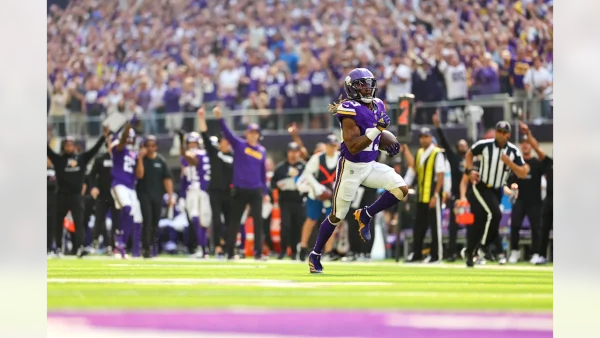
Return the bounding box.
[187,132,200,144]
[344,68,377,103]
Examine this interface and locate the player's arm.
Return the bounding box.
[430,153,445,207]
[501,150,529,179]
[520,121,547,160]
[299,155,322,191]
[271,162,284,190]
[403,145,415,170]
[136,147,147,179]
[197,106,218,158]
[288,123,309,161]
[116,123,132,152]
[341,117,377,155]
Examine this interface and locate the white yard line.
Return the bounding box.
[50,256,553,272]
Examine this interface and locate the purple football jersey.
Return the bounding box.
[111,147,138,188]
[335,98,386,163]
[181,149,211,191]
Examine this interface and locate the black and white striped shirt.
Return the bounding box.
[471,139,525,189]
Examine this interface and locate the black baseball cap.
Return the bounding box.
[326,134,339,145]
[495,121,511,133]
[287,142,301,151]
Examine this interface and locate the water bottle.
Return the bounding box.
[509,184,519,204]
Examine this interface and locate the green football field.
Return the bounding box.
[47,257,553,311]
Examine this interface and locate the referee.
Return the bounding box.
[462,121,530,267]
[271,142,306,260]
[47,127,109,257]
[213,106,270,260]
[197,107,234,256]
[135,136,174,258]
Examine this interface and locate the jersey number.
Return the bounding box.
[124,156,135,173]
[184,166,199,182]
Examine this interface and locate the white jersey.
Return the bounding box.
[439,61,468,100]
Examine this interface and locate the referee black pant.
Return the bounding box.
[226,188,263,259]
[467,184,502,256]
[537,197,553,258]
[209,189,233,252]
[92,194,118,248]
[510,199,542,254]
[55,192,85,252]
[138,194,162,254]
[412,201,443,261]
[279,200,304,258]
[47,191,57,252]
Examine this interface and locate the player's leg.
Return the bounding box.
[357,162,408,241]
[150,198,163,257]
[111,185,133,257]
[309,159,360,273]
[481,190,502,248]
[92,198,108,248]
[186,189,203,256]
[47,193,57,254]
[198,191,212,255]
[447,197,459,261]
[509,199,526,263]
[130,190,144,258]
[54,194,70,255]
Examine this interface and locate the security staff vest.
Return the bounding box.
[317,153,337,189]
[415,147,441,203]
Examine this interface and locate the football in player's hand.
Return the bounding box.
[318,188,333,201]
[379,130,398,149]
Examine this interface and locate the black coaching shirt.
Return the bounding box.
[201,132,234,191]
[136,154,172,201]
[471,138,525,189]
[506,157,544,205]
[271,160,306,203]
[47,136,105,194]
[88,152,113,198]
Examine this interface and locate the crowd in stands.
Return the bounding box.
[47,0,553,139]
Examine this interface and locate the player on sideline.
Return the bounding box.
[109,118,144,258]
[178,130,212,258]
[308,68,408,274]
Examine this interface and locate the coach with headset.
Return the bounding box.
[47,126,109,257]
[136,135,174,258]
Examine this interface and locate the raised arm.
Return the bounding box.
[47,144,60,164]
[520,121,546,160]
[213,105,243,149]
[81,126,109,163]
[136,147,147,179]
[288,123,309,161]
[177,130,199,166]
[116,123,132,152]
[197,106,218,158]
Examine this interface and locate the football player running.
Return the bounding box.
[308,68,408,274]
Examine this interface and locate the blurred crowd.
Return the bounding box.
[47,0,554,139]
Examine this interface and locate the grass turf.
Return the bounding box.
[47,258,553,312]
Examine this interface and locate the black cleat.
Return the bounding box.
[299,248,308,261]
[466,252,474,268]
[76,246,87,259]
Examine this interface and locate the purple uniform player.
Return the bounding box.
[179,131,212,257]
[109,122,143,258]
[308,68,409,274]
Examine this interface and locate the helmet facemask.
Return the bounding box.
[349,78,377,103]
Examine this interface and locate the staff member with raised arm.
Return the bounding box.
[197,107,234,256]
[47,126,109,257]
[271,142,306,260]
[88,137,119,253]
[432,111,470,261]
[461,121,530,267]
[213,106,270,260]
[519,122,553,265]
[135,136,174,258]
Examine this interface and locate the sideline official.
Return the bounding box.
[136,136,174,258]
[462,121,529,267]
[404,128,446,263]
[47,127,109,257]
[88,138,119,253]
[214,106,270,260]
[432,112,469,261]
[197,107,234,256]
[272,142,306,260]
